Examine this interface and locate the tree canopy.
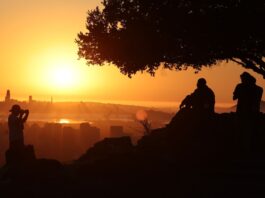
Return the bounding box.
[76,0,265,77]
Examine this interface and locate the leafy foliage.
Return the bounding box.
[77,0,265,77]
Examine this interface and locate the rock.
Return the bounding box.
[5,145,36,165]
[78,136,134,163]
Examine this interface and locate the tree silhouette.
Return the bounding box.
[76,0,265,77]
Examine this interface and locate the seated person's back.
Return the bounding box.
[180,78,215,113]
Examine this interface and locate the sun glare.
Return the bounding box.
[51,62,77,87]
[32,47,102,97]
[40,51,83,91]
[58,119,70,124]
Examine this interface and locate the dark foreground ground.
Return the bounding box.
[1,110,265,198]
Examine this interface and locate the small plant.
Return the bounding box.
[138,118,152,136]
[136,110,152,136]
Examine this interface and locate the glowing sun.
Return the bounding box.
[36,47,98,95]
[52,64,76,87]
[47,58,80,89]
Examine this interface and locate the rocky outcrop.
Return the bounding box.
[5,145,36,165]
[1,110,265,197]
[78,136,134,163]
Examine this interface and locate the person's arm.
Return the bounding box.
[179,98,186,109]
[180,95,191,109]
[258,87,263,101]
[211,90,215,112]
[22,109,29,123]
[18,111,24,120]
[233,85,239,100]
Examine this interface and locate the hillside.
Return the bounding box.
[1,110,265,197]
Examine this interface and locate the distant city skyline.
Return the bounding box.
[0,89,234,108]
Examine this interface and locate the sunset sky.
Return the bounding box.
[1,0,265,107]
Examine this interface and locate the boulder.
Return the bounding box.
[5,145,36,165]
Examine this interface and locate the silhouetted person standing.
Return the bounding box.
[8,105,29,151]
[233,72,263,117]
[180,78,215,113]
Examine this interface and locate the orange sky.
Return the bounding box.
[0,0,264,107]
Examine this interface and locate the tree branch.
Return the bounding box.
[231,57,265,79]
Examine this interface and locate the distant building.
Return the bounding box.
[5,90,10,102]
[29,95,33,103]
[24,123,41,145]
[80,123,100,150]
[110,126,125,137]
[37,123,62,159]
[62,126,79,160]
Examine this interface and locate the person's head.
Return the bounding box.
[9,104,21,116]
[197,78,207,88]
[240,72,256,84]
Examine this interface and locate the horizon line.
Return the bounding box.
[1,98,235,108]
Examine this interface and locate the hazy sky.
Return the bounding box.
[0,0,264,106]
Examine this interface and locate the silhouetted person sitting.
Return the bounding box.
[8,105,29,151]
[233,72,263,117]
[180,78,215,114]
